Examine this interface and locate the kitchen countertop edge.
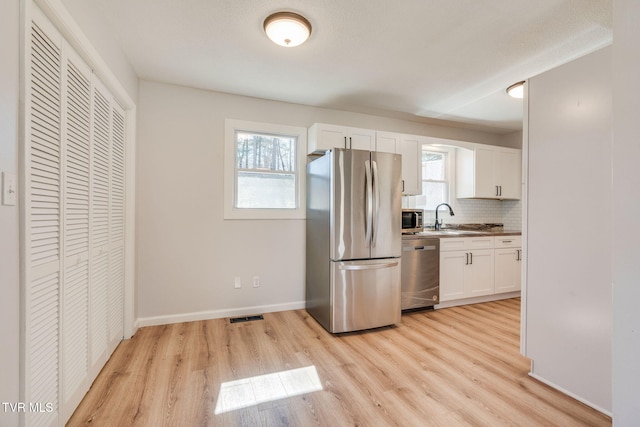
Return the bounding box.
[403,230,522,238]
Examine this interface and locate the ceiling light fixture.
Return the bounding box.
[264,12,312,47]
[506,81,525,99]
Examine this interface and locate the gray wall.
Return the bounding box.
[499,130,523,149]
[612,0,640,423]
[525,46,612,412]
[135,80,508,324]
[0,1,20,425]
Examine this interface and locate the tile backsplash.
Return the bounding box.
[403,197,522,231]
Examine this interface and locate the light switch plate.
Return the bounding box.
[2,172,17,206]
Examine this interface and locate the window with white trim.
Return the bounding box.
[417,148,450,211]
[224,119,307,219]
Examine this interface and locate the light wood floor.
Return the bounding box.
[68,298,611,426]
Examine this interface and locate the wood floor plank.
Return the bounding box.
[67,298,611,426]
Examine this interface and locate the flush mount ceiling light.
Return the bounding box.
[264,12,312,47]
[506,81,525,99]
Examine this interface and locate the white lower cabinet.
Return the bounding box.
[440,237,495,302]
[494,236,522,293]
[440,251,466,300]
[440,247,494,301]
[440,235,521,303]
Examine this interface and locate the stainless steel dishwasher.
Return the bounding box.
[401,236,439,311]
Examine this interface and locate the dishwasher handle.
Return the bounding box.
[403,245,437,252]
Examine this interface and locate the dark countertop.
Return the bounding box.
[414,230,521,238]
[402,225,521,239]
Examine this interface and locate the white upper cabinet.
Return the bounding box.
[397,134,423,196]
[309,124,423,196]
[349,127,376,150]
[308,123,375,154]
[456,144,521,200]
[375,131,422,195]
[375,130,400,153]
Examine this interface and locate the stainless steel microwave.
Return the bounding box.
[402,209,424,233]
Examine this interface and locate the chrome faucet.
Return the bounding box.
[434,203,455,230]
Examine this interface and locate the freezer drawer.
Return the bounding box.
[330,259,401,333]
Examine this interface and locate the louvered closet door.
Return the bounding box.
[24,4,129,425]
[90,78,111,368]
[109,103,126,351]
[61,47,92,419]
[26,12,62,427]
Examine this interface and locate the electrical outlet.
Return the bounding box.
[2,172,17,206]
[234,277,241,289]
[253,276,260,288]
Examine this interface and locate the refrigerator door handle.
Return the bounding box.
[371,160,380,247]
[365,159,373,248]
[339,261,399,271]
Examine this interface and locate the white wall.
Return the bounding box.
[136,80,507,324]
[0,1,20,425]
[612,0,640,423]
[524,47,612,413]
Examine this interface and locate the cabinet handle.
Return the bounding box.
[496,186,499,196]
[402,180,405,192]
[470,252,473,265]
[344,136,347,149]
[465,253,469,265]
[500,186,502,196]
[349,136,352,149]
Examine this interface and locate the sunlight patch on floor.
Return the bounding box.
[214,365,323,414]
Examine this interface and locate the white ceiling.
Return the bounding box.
[92,0,612,134]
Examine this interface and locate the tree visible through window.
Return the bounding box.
[419,150,449,211]
[235,131,297,209]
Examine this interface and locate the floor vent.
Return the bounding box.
[230,314,264,324]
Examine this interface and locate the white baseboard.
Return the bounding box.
[136,301,306,328]
[528,372,612,417]
[435,291,521,309]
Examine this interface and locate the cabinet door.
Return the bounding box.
[474,146,497,198]
[348,127,375,151]
[308,123,348,154]
[375,131,399,153]
[397,134,422,195]
[466,249,494,297]
[495,248,522,293]
[440,251,466,301]
[496,150,521,199]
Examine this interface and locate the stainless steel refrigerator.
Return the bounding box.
[306,148,402,333]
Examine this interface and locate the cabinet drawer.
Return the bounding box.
[440,238,466,252]
[494,236,522,248]
[440,236,494,251]
[467,236,494,249]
